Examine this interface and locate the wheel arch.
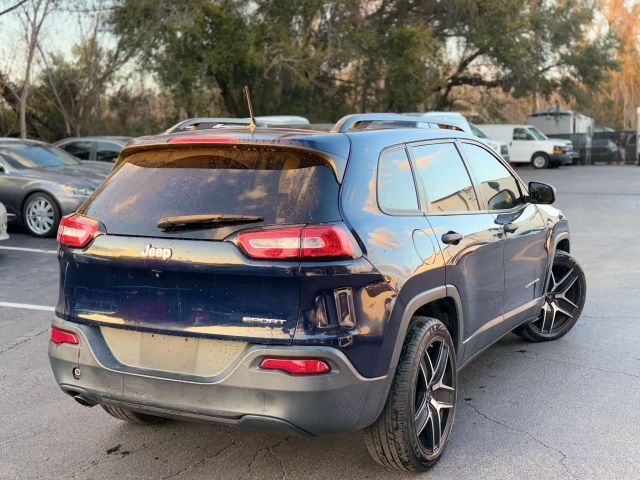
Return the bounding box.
[556,237,570,253]
[541,231,571,291]
[531,150,550,161]
[389,285,464,374]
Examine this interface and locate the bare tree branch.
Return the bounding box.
[0,0,28,17]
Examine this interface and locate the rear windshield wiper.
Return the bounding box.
[157,214,263,232]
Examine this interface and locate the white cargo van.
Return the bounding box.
[476,124,577,168]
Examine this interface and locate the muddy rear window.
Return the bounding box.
[82,146,341,240]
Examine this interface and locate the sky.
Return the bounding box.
[0,4,100,79]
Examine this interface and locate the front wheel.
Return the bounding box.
[531,153,550,169]
[514,251,586,342]
[22,192,60,237]
[364,317,457,471]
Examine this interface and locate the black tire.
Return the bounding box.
[514,251,586,342]
[101,405,166,425]
[531,152,550,169]
[364,317,457,471]
[22,192,61,237]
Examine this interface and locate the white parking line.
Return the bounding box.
[0,302,55,312]
[0,246,57,254]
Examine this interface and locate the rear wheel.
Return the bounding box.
[365,317,457,471]
[514,251,586,342]
[22,192,60,237]
[101,405,166,425]
[531,152,550,169]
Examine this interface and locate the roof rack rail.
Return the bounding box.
[332,113,464,133]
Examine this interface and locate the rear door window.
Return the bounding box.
[61,141,93,160]
[82,147,341,240]
[377,148,420,214]
[410,143,479,213]
[96,142,121,162]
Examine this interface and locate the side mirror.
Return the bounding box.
[528,181,555,205]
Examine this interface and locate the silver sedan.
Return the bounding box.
[0,139,109,237]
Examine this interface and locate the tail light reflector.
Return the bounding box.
[259,358,331,375]
[237,225,357,260]
[50,327,79,345]
[57,214,104,248]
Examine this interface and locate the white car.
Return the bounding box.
[0,201,9,241]
[476,124,577,169]
[408,112,510,161]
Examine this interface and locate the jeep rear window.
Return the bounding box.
[81,146,341,240]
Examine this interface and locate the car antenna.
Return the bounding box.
[243,85,257,132]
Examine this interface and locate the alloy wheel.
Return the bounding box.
[25,197,55,235]
[414,338,455,457]
[532,260,583,335]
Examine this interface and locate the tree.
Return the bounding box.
[110,0,617,121]
[36,34,126,136]
[17,0,53,138]
[111,0,260,117]
[576,0,640,130]
[0,0,27,16]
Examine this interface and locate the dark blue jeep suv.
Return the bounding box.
[49,114,586,471]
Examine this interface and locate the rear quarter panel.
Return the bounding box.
[337,133,446,377]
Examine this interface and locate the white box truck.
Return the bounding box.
[475,124,578,169]
[527,108,594,136]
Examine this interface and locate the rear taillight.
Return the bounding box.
[57,214,104,248]
[259,358,331,375]
[50,327,79,345]
[236,225,357,260]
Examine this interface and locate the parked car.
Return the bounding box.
[476,124,577,168]
[580,138,622,164]
[0,201,8,241]
[407,112,510,161]
[49,113,586,471]
[54,136,132,163]
[0,139,108,237]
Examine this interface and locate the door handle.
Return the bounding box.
[441,231,463,245]
[503,223,518,233]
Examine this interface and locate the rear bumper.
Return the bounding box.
[48,318,389,436]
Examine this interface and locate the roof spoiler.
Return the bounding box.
[164,118,268,134]
[331,113,464,133]
[164,116,312,134]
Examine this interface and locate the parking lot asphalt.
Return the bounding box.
[1,165,639,480]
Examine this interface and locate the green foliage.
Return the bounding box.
[108,0,617,121]
[2,0,620,138]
